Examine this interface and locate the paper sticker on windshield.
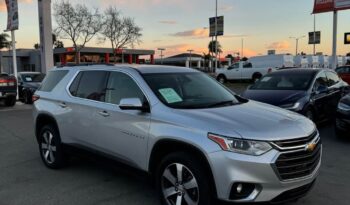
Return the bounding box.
[159,88,183,104]
[25,77,33,82]
[261,77,271,82]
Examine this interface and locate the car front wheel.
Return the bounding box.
[157,152,212,205]
[39,124,66,169]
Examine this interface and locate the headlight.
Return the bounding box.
[280,102,301,110]
[338,102,350,111]
[208,133,272,156]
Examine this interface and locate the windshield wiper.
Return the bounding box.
[206,100,236,108]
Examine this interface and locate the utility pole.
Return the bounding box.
[313,14,316,56]
[158,48,166,65]
[187,49,194,68]
[332,11,338,69]
[290,36,306,56]
[241,38,244,58]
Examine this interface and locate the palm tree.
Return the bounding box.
[208,40,222,57]
[0,33,10,50]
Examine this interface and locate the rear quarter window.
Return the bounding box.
[39,70,69,92]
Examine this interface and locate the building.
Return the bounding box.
[155,53,204,68]
[0,47,155,74]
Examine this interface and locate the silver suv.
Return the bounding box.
[33,65,321,205]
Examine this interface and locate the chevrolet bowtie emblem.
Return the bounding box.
[305,142,317,152]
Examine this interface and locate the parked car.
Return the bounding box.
[335,94,350,137]
[33,65,321,204]
[17,72,45,104]
[335,65,350,85]
[0,73,17,106]
[242,69,348,121]
[216,61,274,83]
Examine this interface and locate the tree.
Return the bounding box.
[34,43,40,49]
[208,40,222,57]
[100,6,142,60]
[52,33,64,48]
[53,1,102,63]
[0,33,10,50]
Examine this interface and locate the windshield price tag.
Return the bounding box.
[159,88,183,104]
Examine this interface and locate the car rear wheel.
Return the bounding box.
[23,91,32,104]
[5,96,16,107]
[156,152,212,205]
[217,75,226,84]
[39,124,66,169]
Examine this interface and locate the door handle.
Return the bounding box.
[58,102,67,108]
[98,110,110,117]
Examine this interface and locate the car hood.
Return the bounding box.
[174,101,315,141]
[241,89,308,106]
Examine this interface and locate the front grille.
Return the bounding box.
[274,142,321,180]
[271,180,315,204]
[272,130,318,149]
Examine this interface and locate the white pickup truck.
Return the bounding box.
[215,61,274,83]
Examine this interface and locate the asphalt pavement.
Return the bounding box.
[1,86,350,205]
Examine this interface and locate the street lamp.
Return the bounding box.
[289,36,306,56]
[158,48,166,64]
[187,49,194,68]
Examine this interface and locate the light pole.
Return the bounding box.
[158,48,166,64]
[187,49,194,68]
[289,36,306,56]
[241,38,244,58]
[214,0,218,71]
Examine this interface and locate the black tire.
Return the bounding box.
[217,75,227,84]
[23,91,32,104]
[156,152,212,205]
[5,96,16,107]
[38,124,66,169]
[252,73,262,82]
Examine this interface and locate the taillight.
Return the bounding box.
[0,79,16,86]
[32,95,40,102]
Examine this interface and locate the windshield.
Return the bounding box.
[250,72,314,91]
[143,72,240,109]
[21,74,45,83]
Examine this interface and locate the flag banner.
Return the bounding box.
[309,31,321,44]
[209,16,224,37]
[5,0,19,31]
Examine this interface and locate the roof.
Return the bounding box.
[270,68,321,76]
[56,64,198,74]
[167,53,203,59]
[53,47,155,55]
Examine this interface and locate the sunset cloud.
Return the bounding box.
[219,5,233,12]
[267,41,290,50]
[169,28,209,38]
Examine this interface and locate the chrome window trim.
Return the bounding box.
[65,68,152,109]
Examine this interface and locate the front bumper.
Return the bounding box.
[208,146,321,203]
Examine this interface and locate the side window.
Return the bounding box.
[39,70,69,92]
[228,63,239,70]
[336,67,345,74]
[243,62,252,68]
[105,72,145,105]
[314,72,328,91]
[69,72,83,96]
[75,71,109,102]
[326,71,340,86]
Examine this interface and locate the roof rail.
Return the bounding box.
[57,63,115,68]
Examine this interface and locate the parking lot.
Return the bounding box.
[0,84,350,205]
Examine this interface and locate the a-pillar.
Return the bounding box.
[128,54,133,64]
[150,54,154,64]
[105,53,110,64]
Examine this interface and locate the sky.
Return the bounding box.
[1,0,350,58]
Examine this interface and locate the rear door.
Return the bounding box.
[226,62,241,80]
[325,71,343,117]
[64,70,109,148]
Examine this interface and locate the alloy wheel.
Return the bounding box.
[161,163,199,205]
[41,131,57,164]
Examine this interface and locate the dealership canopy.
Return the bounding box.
[313,0,350,14]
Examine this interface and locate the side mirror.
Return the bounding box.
[316,85,328,94]
[119,98,149,112]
